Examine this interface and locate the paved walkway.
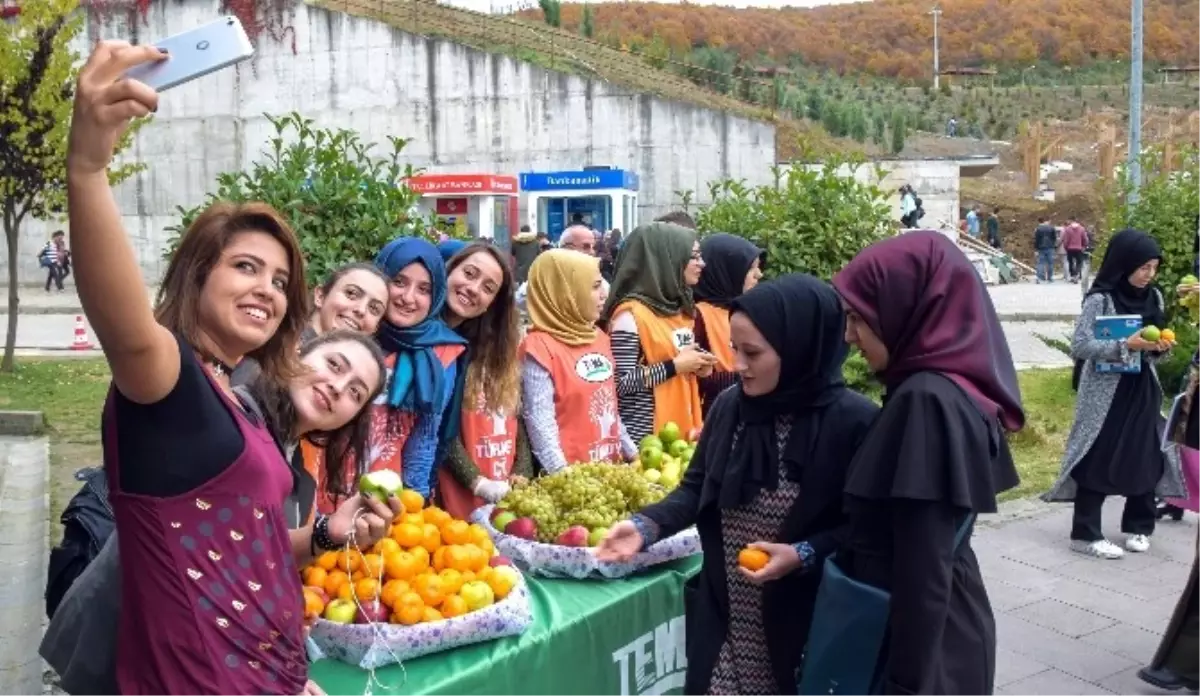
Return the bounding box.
[978,499,1196,695]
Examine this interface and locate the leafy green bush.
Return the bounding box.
[165,113,431,286]
[695,154,891,282]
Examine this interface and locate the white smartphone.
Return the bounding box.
[123,16,254,92]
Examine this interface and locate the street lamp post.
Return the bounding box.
[930,6,942,90]
[1128,0,1144,204]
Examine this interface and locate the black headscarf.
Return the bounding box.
[705,273,849,508]
[692,233,764,309]
[1086,228,1166,328]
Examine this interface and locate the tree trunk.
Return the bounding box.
[3,208,21,372]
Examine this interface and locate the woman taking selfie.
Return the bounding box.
[1045,229,1183,558]
[692,233,765,414]
[596,274,877,694]
[436,242,531,518]
[603,222,714,442]
[42,330,390,695]
[522,250,637,473]
[830,231,1024,694]
[66,43,393,694]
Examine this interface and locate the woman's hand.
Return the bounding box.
[738,541,803,585]
[68,41,165,176]
[594,520,644,562]
[1127,335,1171,353]
[328,493,401,550]
[673,345,718,375]
[300,680,327,695]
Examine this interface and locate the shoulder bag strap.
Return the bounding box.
[953,512,977,551]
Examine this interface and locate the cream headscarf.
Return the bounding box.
[527,249,601,346]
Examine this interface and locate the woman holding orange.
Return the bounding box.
[522,249,637,471]
[603,223,715,443]
[693,233,764,415]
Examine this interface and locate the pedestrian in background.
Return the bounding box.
[39,230,70,292]
[1034,216,1057,282]
[987,208,1002,249]
[1061,217,1090,283]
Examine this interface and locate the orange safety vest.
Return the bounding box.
[695,301,735,372]
[613,301,703,436]
[522,331,624,465]
[311,344,465,515]
[438,403,519,521]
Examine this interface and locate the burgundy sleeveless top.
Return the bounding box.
[104,373,307,694]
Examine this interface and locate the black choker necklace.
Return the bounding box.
[195,348,235,378]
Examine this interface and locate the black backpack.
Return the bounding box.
[45,467,114,620]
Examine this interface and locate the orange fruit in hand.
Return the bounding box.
[737,547,770,572]
[323,570,350,597]
[442,520,470,546]
[441,594,468,619]
[413,573,446,607]
[421,524,443,553]
[1162,328,1177,342]
[422,606,443,623]
[392,523,423,549]
[315,552,339,571]
[380,579,411,608]
[438,568,464,595]
[302,566,328,588]
[354,578,381,602]
[399,489,425,514]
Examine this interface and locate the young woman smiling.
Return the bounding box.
[436,242,531,519]
[42,330,389,696]
[603,223,716,442]
[66,43,396,694]
[324,238,468,509]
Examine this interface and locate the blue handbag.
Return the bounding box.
[797,513,976,695]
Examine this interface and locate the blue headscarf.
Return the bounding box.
[374,238,468,415]
[437,239,468,262]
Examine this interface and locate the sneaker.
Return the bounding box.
[1071,539,1125,559]
[1125,534,1151,553]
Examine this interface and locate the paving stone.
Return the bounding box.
[1001,668,1117,695]
[995,613,1137,682]
[1078,623,1164,663]
[985,577,1058,612]
[1008,598,1119,638]
[995,648,1052,686]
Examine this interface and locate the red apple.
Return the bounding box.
[556,525,589,547]
[355,600,390,624]
[504,517,538,541]
[488,555,514,568]
[323,598,357,624]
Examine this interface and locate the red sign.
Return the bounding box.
[435,198,468,216]
[408,174,518,195]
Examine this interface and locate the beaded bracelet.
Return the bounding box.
[311,514,340,554]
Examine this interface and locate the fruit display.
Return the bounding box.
[1178,274,1199,323]
[631,421,700,492]
[1140,326,1177,345]
[299,489,524,628]
[495,462,668,545]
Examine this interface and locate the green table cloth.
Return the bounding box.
[311,556,701,695]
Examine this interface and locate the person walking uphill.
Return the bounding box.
[829,230,1024,695]
[603,223,714,443]
[1034,217,1057,282]
[1044,229,1184,559]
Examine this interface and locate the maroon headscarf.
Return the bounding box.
[832,231,1025,432]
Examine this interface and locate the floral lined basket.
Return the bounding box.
[306,574,533,669]
[470,505,700,580]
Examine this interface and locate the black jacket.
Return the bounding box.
[638,388,879,694]
[1034,224,1057,251]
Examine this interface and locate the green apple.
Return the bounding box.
[323,598,358,624]
[492,511,517,532]
[643,469,662,484]
[1142,326,1162,342]
[639,434,664,451]
[358,470,403,503]
[588,527,609,547]
[668,439,690,458]
[459,581,495,611]
[659,422,682,445]
[640,446,664,470]
[680,447,694,463]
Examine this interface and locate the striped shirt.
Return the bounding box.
[609,310,676,443]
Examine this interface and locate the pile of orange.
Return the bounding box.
[300,489,521,626]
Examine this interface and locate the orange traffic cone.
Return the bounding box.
[71,315,94,351]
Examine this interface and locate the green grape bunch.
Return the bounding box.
[1178,274,1199,323]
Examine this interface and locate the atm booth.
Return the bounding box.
[519,168,639,242]
[408,174,520,250]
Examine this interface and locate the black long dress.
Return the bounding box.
[1071,354,1164,494]
[839,372,1020,695]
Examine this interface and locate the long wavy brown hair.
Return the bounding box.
[155,202,310,387]
[446,243,522,414]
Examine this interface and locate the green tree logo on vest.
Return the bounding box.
[575,352,614,382]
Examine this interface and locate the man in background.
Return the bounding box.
[1034,216,1058,283]
[1060,216,1090,283]
[987,208,1002,249]
[966,204,980,239]
[515,224,608,319]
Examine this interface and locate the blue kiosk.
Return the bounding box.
[519,168,640,242]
